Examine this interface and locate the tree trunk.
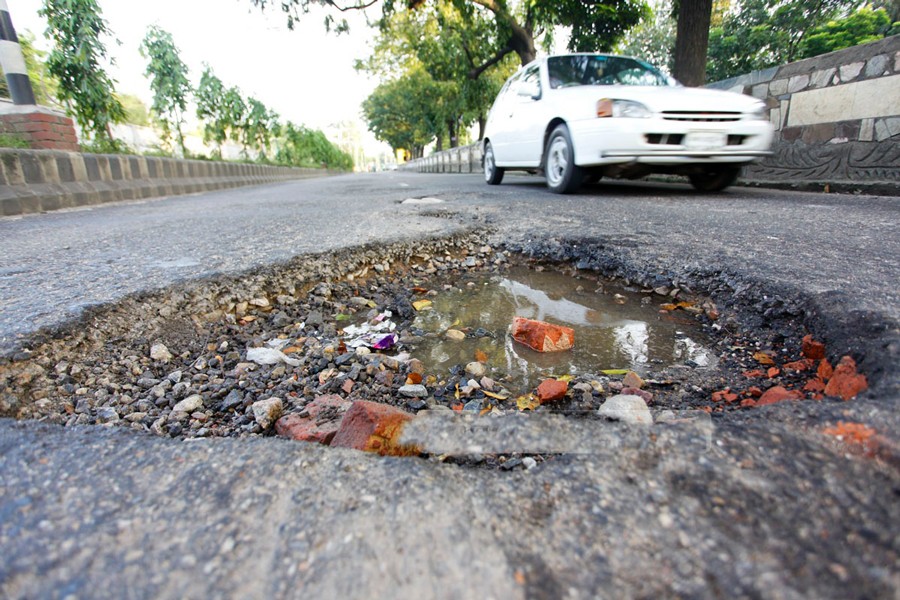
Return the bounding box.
[672,0,713,86]
[510,21,536,65]
[477,114,486,141]
[448,119,458,149]
[435,134,443,152]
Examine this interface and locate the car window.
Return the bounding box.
[509,64,541,98]
[548,55,673,88]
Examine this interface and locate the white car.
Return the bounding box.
[482,53,774,194]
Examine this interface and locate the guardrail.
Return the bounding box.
[1,149,332,216]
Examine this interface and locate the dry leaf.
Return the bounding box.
[413,299,433,311]
[475,349,488,363]
[753,352,776,366]
[517,394,541,411]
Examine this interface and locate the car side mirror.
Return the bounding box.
[517,82,540,99]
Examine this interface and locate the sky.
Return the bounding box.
[8,0,387,147]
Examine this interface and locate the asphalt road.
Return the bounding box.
[1,172,898,598]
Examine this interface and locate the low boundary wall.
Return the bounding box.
[401,36,900,193]
[1,149,331,216]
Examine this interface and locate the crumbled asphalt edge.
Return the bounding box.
[0,226,897,453]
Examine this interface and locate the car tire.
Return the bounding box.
[688,166,741,192]
[483,142,504,185]
[544,125,583,194]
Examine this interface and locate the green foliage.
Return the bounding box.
[798,6,892,58]
[532,0,651,53]
[119,94,151,126]
[195,65,230,151]
[275,122,354,170]
[140,26,192,156]
[0,133,30,149]
[615,2,677,72]
[362,67,444,157]
[241,97,280,159]
[706,0,887,81]
[19,31,61,107]
[39,0,125,145]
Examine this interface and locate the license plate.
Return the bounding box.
[684,132,726,151]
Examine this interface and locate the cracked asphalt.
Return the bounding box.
[1,172,898,598]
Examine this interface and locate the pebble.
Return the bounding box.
[251,397,283,430]
[445,329,466,341]
[398,384,428,398]
[173,394,204,414]
[598,395,653,425]
[465,362,487,378]
[150,343,174,363]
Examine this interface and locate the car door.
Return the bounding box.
[504,63,546,167]
[484,73,519,165]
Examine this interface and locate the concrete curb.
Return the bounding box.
[0,149,334,216]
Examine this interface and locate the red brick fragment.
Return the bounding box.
[817,359,834,382]
[712,390,739,403]
[274,395,351,445]
[784,359,814,372]
[537,379,568,403]
[511,317,574,353]
[767,367,781,379]
[824,356,868,401]
[801,335,826,361]
[743,370,766,379]
[330,400,419,456]
[622,387,654,403]
[804,379,826,393]
[757,386,804,406]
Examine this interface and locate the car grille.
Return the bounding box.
[661,111,742,122]
[645,134,749,146]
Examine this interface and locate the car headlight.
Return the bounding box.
[597,99,651,118]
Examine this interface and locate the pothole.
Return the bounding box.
[0,232,851,468]
[408,265,716,393]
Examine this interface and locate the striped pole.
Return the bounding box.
[0,0,36,105]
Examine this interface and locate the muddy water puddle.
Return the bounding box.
[410,266,715,392]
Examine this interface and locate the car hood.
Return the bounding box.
[551,85,763,116]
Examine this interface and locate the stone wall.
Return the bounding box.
[402,36,900,191]
[707,35,900,186]
[0,149,331,216]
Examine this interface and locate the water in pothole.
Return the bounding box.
[410,266,715,391]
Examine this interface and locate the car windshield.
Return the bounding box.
[548,55,674,89]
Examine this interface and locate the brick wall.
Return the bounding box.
[0,110,79,151]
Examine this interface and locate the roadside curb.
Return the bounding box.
[0,149,334,216]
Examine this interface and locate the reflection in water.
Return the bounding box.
[411,267,715,390]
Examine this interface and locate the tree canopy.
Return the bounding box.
[39,0,126,149]
[140,26,192,156]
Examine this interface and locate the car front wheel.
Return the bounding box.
[544,125,583,194]
[483,142,504,185]
[688,166,741,192]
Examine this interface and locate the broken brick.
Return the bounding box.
[801,335,826,360]
[537,379,568,403]
[622,387,653,403]
[622,371,644,389]
[767,367,781,379]
[824,356,868,401]
[817,359,834,381]
[511,317,574,353]
[804,379,826,393]
[784,359,813,372]
[712,389,739,403]
[757,386,804,406]
[743,369,766,379]
[330,400,419,456]
[275,394,352,445]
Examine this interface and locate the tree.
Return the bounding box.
[615,1,677,72]
[140,26,191,156]
[251,0,649,70]
[195,65,229,155]
[362,68,444,158]
[356,1,516,147]
[672,0,714,85]
[119,94,151,126]
[798,6,893,58]
[275,122,354,169]
[39,0,125,149]
[241,97,280,159]
[706,0,870,81]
